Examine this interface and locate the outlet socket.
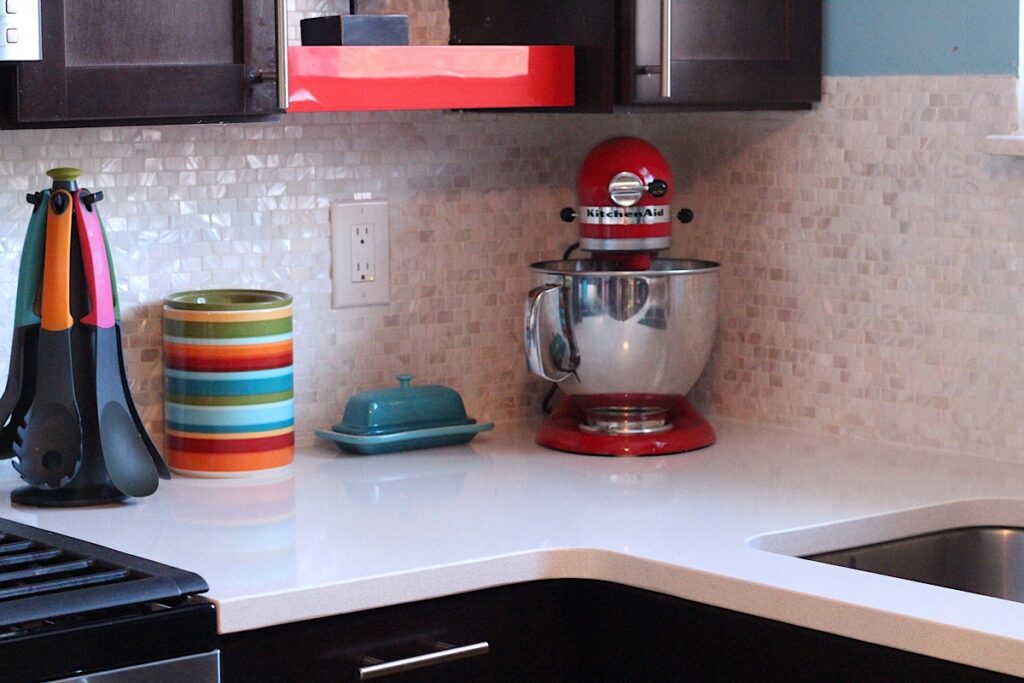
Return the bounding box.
[331,201,390,308]
[350,224,376,283]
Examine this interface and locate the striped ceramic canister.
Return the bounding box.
[163,290,294,477]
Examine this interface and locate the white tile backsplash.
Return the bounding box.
[0,108,643,447]
[0,0,1022,462]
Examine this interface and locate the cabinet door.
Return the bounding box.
[569,581,1016,682]
[448,0,616,112]
[8,0,279,125]
[622,0,821,108]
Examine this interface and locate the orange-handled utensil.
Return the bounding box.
[40,191,73,331]
[11,189,83,490]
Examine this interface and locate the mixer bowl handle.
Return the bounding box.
[524,282,578,384]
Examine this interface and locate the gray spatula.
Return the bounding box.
[75,190,158,498]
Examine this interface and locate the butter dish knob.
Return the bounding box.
[396,373,413,388]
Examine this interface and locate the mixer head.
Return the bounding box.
[560,137,693,270]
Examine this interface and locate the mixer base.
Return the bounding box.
[537,395,716,456]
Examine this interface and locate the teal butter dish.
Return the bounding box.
[316,374,494,454]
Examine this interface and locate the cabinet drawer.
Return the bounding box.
[219,581,570,682]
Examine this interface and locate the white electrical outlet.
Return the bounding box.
[331,201,390,308]
[350,224,375,283]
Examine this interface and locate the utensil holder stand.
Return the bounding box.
[10,229,124,506]
[3,176,166,506]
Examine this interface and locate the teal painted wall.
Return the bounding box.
[824,0,1019,75]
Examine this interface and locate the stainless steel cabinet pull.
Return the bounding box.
[275,0,289,110]
[660,0,672,98]
[359,641,489,680]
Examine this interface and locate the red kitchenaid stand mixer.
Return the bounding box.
[524,137,720,456]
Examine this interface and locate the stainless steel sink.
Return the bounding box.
[806,526,1024,602]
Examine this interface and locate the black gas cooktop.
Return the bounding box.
[0,518,217,682]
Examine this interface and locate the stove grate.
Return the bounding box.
[0,519,207,627]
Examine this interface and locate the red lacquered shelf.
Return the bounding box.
[287,45,575,112]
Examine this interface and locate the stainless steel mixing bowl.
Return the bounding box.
[524,258,720,401]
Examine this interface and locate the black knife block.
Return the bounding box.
[300,14,409,46]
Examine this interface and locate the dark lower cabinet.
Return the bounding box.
[571,582,1016,682]
[220,581,570,682]
[220,580,1017,682]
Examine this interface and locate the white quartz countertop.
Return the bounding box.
[4,418,1024,676]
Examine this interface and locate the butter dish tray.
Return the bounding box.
[315,421,494,455]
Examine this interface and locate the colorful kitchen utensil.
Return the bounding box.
[12,189,83,489]
[91,207,168,478]
[0,189,49,457]
[163,289,294,477]
[75,189,160,497]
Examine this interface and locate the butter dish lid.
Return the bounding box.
[333,374,475,437]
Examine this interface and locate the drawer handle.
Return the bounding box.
[359,641,490,680]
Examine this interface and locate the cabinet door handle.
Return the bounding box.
[358,641,490,680]
[275,0,289,110]
[660,0,672,98]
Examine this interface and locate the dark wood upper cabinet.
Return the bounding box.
[449,0,822,112]
[2,0,282,126]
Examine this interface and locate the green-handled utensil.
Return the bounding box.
[0,190,50,458]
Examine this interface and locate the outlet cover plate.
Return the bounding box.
[331,200,390,308]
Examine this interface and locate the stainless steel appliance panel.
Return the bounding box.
[52,650,220,683]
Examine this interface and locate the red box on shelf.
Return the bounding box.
[287,45,575,112]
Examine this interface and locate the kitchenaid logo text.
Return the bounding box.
[579,205,670,225]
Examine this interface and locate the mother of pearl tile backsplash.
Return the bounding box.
[0,1,1022,462]
[0,104,657,448]
[685,76,1024,460]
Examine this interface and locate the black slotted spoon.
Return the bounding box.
[12,190,83,489]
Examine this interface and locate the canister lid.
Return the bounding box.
[164,289,292,311]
